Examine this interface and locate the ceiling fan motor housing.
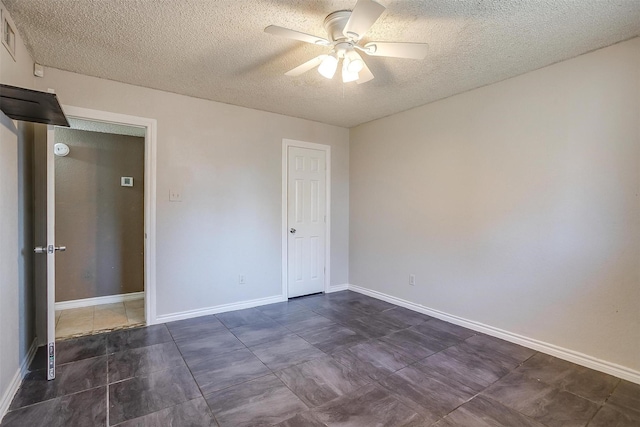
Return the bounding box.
[323,11,353,42]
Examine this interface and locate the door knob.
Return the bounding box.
[290,228,296,234]
[34,245,66,254]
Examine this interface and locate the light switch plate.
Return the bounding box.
[121,177,133,187]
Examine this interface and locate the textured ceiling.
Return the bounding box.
[4,0,640,128]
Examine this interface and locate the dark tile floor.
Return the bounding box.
[2,290,639,426]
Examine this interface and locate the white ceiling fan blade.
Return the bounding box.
[363,42,429,59]
[265,25,330,46]
[356,59,374,84]
[343,0,386,40]
[285,55,327,77]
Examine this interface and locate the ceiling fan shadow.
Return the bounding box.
[233,43,319,77]
[381,0,520,20]
[265,0,339,15]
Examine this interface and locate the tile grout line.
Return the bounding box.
[105,341,110,427]
[584,376,622,427]
[368,330,479,425]
[166,321,223,426]
[264,300,445,423]
[407,338,541,425]
[264,305,415,407]
[226,314,318,395]
[188,309,340,405]
[454,345,608,427]
[278,304,543,426]
[429,346,539,426]
[109,327,201,420]
[233,306,377,423]
[513,353,621,408]
[4,384,105,414]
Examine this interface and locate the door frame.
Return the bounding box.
[61,105,158,324]
[281,139,331,298]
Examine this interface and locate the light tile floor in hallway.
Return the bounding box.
[55,299,145,339]
[3,290,639,426]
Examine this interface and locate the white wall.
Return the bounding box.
[33,68,350,319]
[0,2,36,416]
[1,3,348,412]
[350,38,640,374]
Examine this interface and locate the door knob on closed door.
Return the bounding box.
[290,228,296,234]
[55,246,66,252]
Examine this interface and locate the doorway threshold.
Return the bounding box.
[55,300,145,340]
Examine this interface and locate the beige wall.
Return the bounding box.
[0,2,36,415]
[350,38,640,373]
[33,68,350,317]
[54,128,145,302]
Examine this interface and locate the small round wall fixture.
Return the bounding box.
[54,143,70,156]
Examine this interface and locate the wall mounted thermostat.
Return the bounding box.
[54,143,69,156]
[121,177,133,187]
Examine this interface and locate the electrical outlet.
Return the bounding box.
[169,189,182,202]
[409,274,415,286]
[239,275,245,284]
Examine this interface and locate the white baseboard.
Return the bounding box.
[55,292,144,311]
[155,294,287,323]
[0,339,38,422]
[326,283,349,293]
[348,284,640,385]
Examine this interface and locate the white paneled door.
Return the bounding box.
[287,146,326,298]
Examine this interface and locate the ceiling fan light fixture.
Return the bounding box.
[318,53,338,79]
[344,50,364,73]
[342,67,359,83]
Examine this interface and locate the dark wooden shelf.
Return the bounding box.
[0,84,69,127]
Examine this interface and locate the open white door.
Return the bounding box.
[33,124,63,380]
[287,146,326,298]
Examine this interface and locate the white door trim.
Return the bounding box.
[61,105,158,325]
[282,139,331,298]
[54,292,145,311]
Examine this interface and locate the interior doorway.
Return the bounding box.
[33,106,157,378]
[53,123,146,339]
[282,139,331,299]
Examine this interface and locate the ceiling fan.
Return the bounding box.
[265,0,428,84]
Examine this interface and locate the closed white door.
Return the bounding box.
[287,146,326,298]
